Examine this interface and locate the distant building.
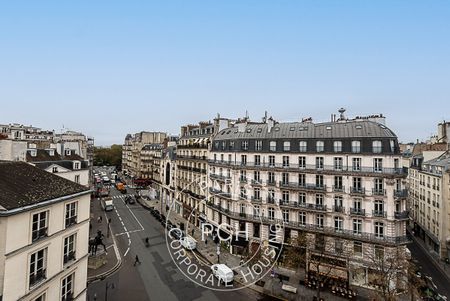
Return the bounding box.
[0,161,90,301]
[0,123,93,186]
[121,131,167,177]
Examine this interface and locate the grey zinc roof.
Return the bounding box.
[0,161,89,211]
[215,120,396,140]
[425,153,450,168]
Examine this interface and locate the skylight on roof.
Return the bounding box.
[326,126,332,130]
[274,127,280,131]
[257,128,262,133]
[290,127,295,131]
[355,125,362,129]
[246,129,252,133]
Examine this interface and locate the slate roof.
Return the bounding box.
[26,149,62,162]
[0,161,89,211]
[215,120,397,140]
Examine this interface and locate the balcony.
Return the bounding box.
[333,205,345,213]
[372,188,386,196]
[251,179,263,186]
[350,208,366,216]
[372,210,387,218]
[210,174,231,182]
[29,269,47,287]
[297,203,327,212]
[208,188,231,198]
[32,227,48,242]
[394,189,408,198]
[239,194,247,200]
[350,187,365,195]
[266,180,276,186]
[394,211,409,220]
[332,185,345,193]
[65,216,77,228]
[178,155,207,161]
[283,222,410,246]
[266,198,276,204]
[239,177,247,183]
[64,251,76,264]
[251,196,262,203]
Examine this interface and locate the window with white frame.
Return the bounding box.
[282,209,289,222]
[316,141,324,152]
[61,273,74,301]
[315,175,323,188]
[282,156,289,167]
[298,211,306,225]
[268,189,275,202]
[241,155,247,165]
[298,173,306,186]
[254,155,261,166]
[254,170,260,182]
[315,194,323,206]
[334,216,343,231]
[74,162,80,169]
[299,141,307,152]
[242,141,248,150]
[240,187,246,198]
[352,141,361,153]
[298,156,306,169]
[352,158,361,171]
[29,248,47,287]
[282,191,289,202]
[283,141,291,151]
[74,175,80,184]
[334,157,343,170]
[256,140,262,151]
[282,172,289,185]
[63,234,76,264]
[268,207,275,220]
[298,192,306,204]
[269,141,277,152]
[316,214,324,228]
[374,158,383,172]
[254,188,261,200]
[268,171,275,184]
[374,221,384,238]
[253,206,260,217]
[52,166,58,173]
[65,202,77,228]
[316,157,324,169]
[32,211,48,241]
[269,155,275,167]
[333,141,342,152]
[372,140,382,153]
[353,219,362,234]
[240,204,246,214]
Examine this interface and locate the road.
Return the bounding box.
[87,174,270,301]
[409,239,450,298]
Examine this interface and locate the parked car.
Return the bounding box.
[211,264,234,284]
[169,228,184,240]
[180,236,197,250]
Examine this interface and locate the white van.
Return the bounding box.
[102,198,114,212]
[211,264,234,284]
[180,236,196,250]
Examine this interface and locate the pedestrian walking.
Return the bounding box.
[134,255,141,266]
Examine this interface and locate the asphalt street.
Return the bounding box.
[87,184,270,301]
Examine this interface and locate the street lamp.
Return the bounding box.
[105,281,115,301]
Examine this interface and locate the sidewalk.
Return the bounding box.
[87,197,122,282]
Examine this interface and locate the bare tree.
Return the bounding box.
[285,231,351,300]
[365,245,423,301]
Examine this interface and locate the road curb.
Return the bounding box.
[87,211,123,283]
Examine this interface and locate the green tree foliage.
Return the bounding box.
[94,144,122,167]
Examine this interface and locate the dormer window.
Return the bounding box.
[47,149,54,156]
[29,149,37,157]
[52,167,58,173]
[74,162,80,170]
[65,149,71,156]
[316,141,324,152]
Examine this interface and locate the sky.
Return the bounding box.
[0,1,449,146]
